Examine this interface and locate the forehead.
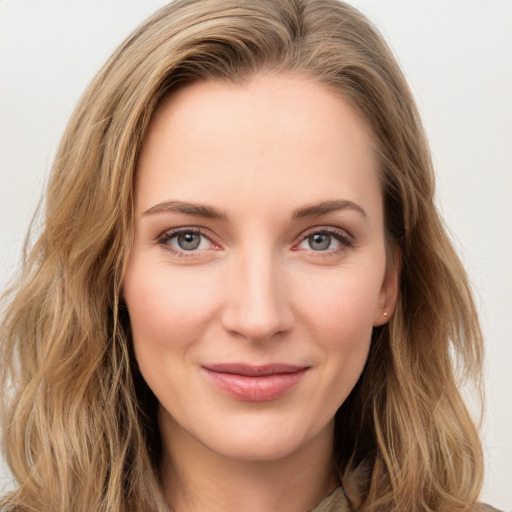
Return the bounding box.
[135,73,381,220]
[148,73,375,154]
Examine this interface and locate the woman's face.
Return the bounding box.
[123,73,397,462]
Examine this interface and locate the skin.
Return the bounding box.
[123,73,398,512]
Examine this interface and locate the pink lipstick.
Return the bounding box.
[201,363,308,402]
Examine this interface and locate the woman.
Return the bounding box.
[0,0,502,510]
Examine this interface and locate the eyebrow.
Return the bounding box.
[143,200,227,220]
[143,199,367,221]
[292,199,367,219]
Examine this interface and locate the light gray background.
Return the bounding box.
[0,1,510,509]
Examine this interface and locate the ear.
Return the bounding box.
[373,247,400,327]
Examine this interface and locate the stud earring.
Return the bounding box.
[383,312,388,317]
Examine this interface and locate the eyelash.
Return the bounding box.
[157,227,217,257]
[296,227,354,254]
[157,226,354,257]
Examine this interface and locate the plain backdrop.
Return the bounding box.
[0,1,511,509]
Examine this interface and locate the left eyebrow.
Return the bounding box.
[292,199,367,219]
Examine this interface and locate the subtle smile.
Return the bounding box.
[201,363,309,402]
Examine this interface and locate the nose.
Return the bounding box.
[220,249,295,343]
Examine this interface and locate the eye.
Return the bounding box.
[174,232,203,251]
[296,228,353,252]
[304,233,337,251]
[158,228,215,254]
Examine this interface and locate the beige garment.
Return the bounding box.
[309,487,351,512]
[308,487,504,512]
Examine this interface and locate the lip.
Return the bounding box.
[201,363,309,402]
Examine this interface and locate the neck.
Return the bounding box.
[159,411,339,512]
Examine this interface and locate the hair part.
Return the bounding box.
[1,1,483,511]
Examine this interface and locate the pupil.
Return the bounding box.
[310,233,331,251]
[178,233,200,250]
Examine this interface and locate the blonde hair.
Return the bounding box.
[1,1,484,510]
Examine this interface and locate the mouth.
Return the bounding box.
[201,363,309,402]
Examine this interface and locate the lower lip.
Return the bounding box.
[202,368,307,402]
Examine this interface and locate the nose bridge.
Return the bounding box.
[221,243,293,341]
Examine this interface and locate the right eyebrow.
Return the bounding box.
[143,200,228,220]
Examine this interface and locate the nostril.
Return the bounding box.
[222,308,293,343]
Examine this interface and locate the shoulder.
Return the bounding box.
[0,498,18,512]
[310,487,350,512]
[477,504,505,512]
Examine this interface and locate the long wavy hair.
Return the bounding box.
[0,1,484,510]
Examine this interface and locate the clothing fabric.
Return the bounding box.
[308,487,505,512]
[309,487,350,512]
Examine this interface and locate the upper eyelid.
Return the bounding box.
[298,225,353,241]
[158,226,215,242]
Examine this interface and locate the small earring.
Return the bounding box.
[383,312,388,317]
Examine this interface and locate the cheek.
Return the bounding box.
[122,259,224,409]
[297,266,382,343]
[293,264,383,400]
[123,260,222,350]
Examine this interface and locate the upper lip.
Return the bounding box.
[202,363,308,377]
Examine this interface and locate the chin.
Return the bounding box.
[193,413,332,463]
[208,433,305,462]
